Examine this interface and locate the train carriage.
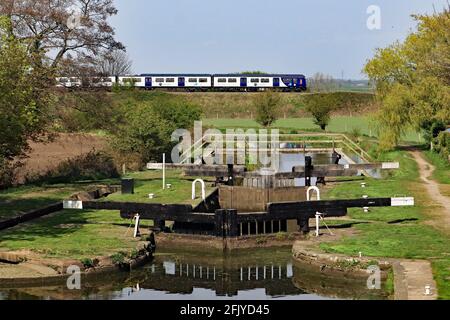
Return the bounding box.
[55,73,307,91]
[213,74,306,91]
[140,74,212,90]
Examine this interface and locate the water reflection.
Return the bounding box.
[0,248,388,300]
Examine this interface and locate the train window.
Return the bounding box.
[218,78,227,83]
[250,78,260,83]
[166,78,175,83]
[228,78,237,83]
[261,78,270,83]
[188,78,198,82]
[199,78,208,83]
[155,78,164,82]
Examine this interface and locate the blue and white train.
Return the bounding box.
[56,74,307,91]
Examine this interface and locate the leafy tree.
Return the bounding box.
[364,8,450,150]
[0,17,53,186]
[111,93,202,166]
[304,94,335,131]
[254,91,281,127]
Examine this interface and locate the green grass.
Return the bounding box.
[0,209,149,260]
[103,169,216,206]
[0,169,216,260]
[202,117,424,143]
[0,184,88,221]
[423,150,450,185]
[321,150,450,299]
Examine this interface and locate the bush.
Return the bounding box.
[434,132,450,161]
[110,93,202,166]
[0,160,20,190]
[26,150,119,184]
[255,91,281,127]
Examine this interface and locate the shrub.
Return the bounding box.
[26,150,119,184]
[255,91,281,127]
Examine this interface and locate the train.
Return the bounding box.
[55,74,307,91]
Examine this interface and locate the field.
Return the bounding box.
[202,117,424,143]
[16,133,107,184]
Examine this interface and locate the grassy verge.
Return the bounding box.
[0,184,99,221]
[0,209,148,260]
[321,150,450,299]
[423,150,450,185]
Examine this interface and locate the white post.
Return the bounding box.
[133,214,140,238]
[315,212,320,237]
[162,153,166,190]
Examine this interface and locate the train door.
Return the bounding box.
[240,77,247,87]
[296,78,302,88]
[145,77,152,88]
[273,78,280,87]
[178,77,185,87]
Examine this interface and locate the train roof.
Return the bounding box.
[213,74,306,77]
[139,74,211,77]
[138,73,306,77]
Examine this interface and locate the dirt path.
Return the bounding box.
[410,151,450,228]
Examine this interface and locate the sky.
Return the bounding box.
[110,0,449,79]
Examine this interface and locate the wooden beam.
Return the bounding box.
[293,162,399,171]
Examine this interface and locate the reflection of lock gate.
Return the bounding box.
[161,261,294,282]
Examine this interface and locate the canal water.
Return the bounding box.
[0,248,389,300]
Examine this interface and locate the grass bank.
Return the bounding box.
[0,183,112,221]
[321,150,450,299]
[423,150,450,185]
[0,169,214,261]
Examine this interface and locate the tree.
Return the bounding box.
[255,91,281,127]
[304,94,334,131]
[364,8,450,150]
[0,17,53,186]
[95,50,132,76]
[0,0,124,69]
[111,93,202,166]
